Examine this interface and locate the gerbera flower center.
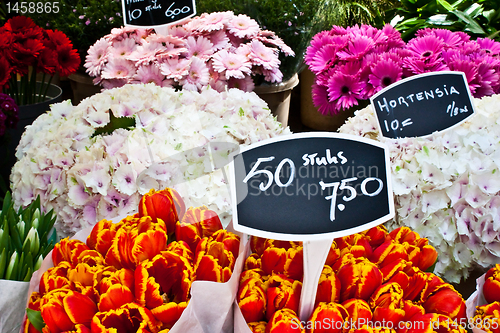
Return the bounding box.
[341,86,350,94]
[422,51,432,58]
[382,77,393,87]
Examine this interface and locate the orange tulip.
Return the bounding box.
[261,246,303,280]
[238,275,268,323]
[306,302,348,333]
[39,261,72,294]
[362,225,389,248]
[422,287,466,321]
[389,227,418,245]
[87,219,117,257]
[194,229,240,282]
[151,301,189,330]
[77,249,105,267]
[165,240,194,264]
[105,216,168,269]
[266,308,304,333]
[315,265,341,306]
[473,302,500,333]
[98,284,135,312]
[52,238,90,266]
[175,206,223,252]
[324,241,340,267]
[266,274,302,321]
[341,299,372,329]
[336,234,373,258]
[139,188,185,235]
[368,282,405,327]
[245,253,262,270]
[337,257,382,302]
[91,302,160,333]
[370,240,408,268]
[39,289,97,333]
[402,300,424,321]
[97,268,134,296]
[484,264,500,303]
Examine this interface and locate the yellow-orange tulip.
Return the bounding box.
[266,274,302,321]
[139,188,185,235]
[175,206,223,252]
[266,308,304,333]
[315,265,341,306]
[91,302,160,333]
[306,302,348,333]
[337,257,382,302]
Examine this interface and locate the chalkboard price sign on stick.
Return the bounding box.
[122,0,196,28]
[371,71,476,139]
[229,133,395,241]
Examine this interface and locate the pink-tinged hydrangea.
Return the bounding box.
[212,49,252,79]
[228,14,260,38]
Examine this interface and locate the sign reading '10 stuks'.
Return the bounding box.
[371,71,476,139]
[122,0,196,28]
[229,133,395,241]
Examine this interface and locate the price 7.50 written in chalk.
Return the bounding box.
[243,156,384,222]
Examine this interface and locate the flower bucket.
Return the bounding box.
[0,82,62,183]
[0,280,30,333]
[68,71,101,105]
[466,273,489,333]
[254,74,299,127]
[299,67,367,131]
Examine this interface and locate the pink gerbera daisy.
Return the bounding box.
[159,57,191,80]
[228,14,260,39]
[127,41,165,66]
[185,36,214,60]
[406,35,443,61]
[227,76,255,92]
[312,84,338,115]
[369,59,403,92]
[337,36,375,61]
[477,38,500,56]
[327,73,363,110]
[109,38,137,58]
[101,58,135,79]
[249,40,280,70]
[208,29,230,51]
[431,29,463,49]
[132,64,165,85]
[199,11,232,32]
[262,68,283,83]
[179,57,210,91]
[85,38,110,76]
[309,44,338,74]
[212,49,252,79]
[257,34,295,57]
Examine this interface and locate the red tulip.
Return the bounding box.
[336,233,373,258]
[484,264,500,303]
[362,225,389,248]
[52,238,90,266]
[324,241,340,267]
[266,309,304,333]
[248,321,268,333]
[389,227,418,245]
[97,268,134,296]
[403,313,467,333]
[87,219,117,256]
[369,283,405,327]
[91,302,160,333]
[261,245,303,280]
[422,287,466,321]
[266,274,302,321]
[175,206,223,252]
[139,188,185,235]
[245,253,262,270]
[370,240,408,268]
[337,257,382,302]
[165,240,194,265]
[238,275,268,323]
[306,302,348,333]
[341,298,372,329]
[473,302,500,333]
[315,265,341,306]
[39,261,72,294]
[40,289,97,333]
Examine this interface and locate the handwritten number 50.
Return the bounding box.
[243,157,295,191]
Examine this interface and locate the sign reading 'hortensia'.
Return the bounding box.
[122,0,196,28]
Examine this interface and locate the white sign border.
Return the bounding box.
[370,71,477,139]
[228,132,395,241]
[122,0,197,29]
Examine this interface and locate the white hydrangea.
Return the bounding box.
[338,94,500,283]
[12,83,290,238]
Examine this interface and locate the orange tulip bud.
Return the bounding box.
[245,253,262,270]
[306,302,348,333]
[91,302,160,333]
[87,219,116,256]
[40,289,97,333]
[341,299,372,329]
[484,264,500,303]
[337,234,373,258]
[165,240,194,265]
[369,283,405,327]
[370,240,408,268]
[238,275,268,323]
[175,206,223,252]
[362,225,388,248]
[337,257,382,302]
[266,275,302,321]
[262,246,287,276]
[324,241,340,267]
[39,262,72,294]
[151,301,189,329]
[53,238,90,266]
[315,265,341,306]
[266,309,303,333]
[139,188,185,235]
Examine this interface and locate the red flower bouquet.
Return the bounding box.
[467,264,500,333]
[23,187,244,333]
[0,16,80,105]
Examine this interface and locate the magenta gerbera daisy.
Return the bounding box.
[326,73,363,110]
[477,38,500,56]
[369,59,403,92]
[211,49,252,79]
[406,35,444,61]
[228,14,260,39]
[337,36,375,61]
[312,83,338,115]
[309,44,338,74]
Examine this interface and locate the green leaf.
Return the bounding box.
[91,111,136,138]
[26,308,45,333]
[0,248,7,279]
[436,0,456,11]
[452,9,487,34]
[5,251,18,280]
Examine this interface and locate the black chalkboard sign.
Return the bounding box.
[229,133,395,241]
[371,71,476,139]
[122,0,196,28]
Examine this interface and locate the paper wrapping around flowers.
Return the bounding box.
[0,280,30,333]
[20,217,249,333]
[337,94,500,283]
[466,273,489,333]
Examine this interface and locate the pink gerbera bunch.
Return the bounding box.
[306,25,500,115]
[85,11,293,93]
